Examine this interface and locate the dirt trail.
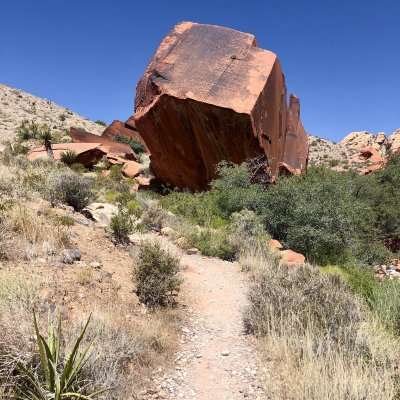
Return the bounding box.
[146,242,268,400]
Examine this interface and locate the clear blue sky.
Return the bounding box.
[1,0,399,142]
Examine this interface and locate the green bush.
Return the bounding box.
[188,228,235,261]
[261,167,377,264]
[133,241,182,306]
[110,209,133,242]
[16,119,39,141]
[95,120,107,126]
[45,169,94,211]
[69,163,86,173]
[356,154,400,252]
[114,134,146,154]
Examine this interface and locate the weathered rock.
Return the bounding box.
[161,226,177,237]
[102,119,148,152]
[82,203,118,227]
[28,143,106,166]
[340,131,375,150]
[121,160,142,177]
[61,248,81,264]
[360,163,384,175]
[359,146,387,164]
[134,21,308,190]
[374,132,386,145]
[281,93,309,173]
[268,239,283,250]
[280,249,305,267]
[388,128,400,154]
[70,127,136,160]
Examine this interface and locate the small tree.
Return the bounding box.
[38,125,54,159]
[133,241,182,307]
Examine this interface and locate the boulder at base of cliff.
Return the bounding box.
[134,21,308,191]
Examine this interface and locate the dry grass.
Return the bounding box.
[0,267,43,393]
[73,305,180,399]
[242,242,400,400]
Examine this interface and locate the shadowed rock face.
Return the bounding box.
[102,119,148,152]
[134,21,308,190]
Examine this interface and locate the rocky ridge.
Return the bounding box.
[309,129,400,172]
[0,83,104,142]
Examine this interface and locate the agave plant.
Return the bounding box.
[60,150,77,166]
[15,313,110,400]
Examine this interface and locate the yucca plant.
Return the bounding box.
[15,313,110,400]
[38,125,54,159]
[60,150,77,166]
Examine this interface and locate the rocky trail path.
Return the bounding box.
[142,240,268,400]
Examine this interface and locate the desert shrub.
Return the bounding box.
[328,159,340,167]
[16,119,40,141]
[133,241,182,307]
[69,163,86,173]
[77,307,178,399]
[45,169,94,211]
[356,154,400,252]
[242,247,400,400]
[109,164,123,179]
[244,262,361,347]
[110,209,133,242]
[59,113,66,121]
[261,167,376,264]
[114,134,146,154]
[139,200,167,232]
[188,228,235,260]
[95,120,107,126]
[60,150,77,166]
[0,268,42,393]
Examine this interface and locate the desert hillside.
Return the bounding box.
[0,83,105,143]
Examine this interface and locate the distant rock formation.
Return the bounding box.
[308,128,400,173]
[134,21,308,190]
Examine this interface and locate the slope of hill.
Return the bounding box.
[0,83,104,142]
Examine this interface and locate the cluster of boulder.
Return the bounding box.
[28,123,148,179]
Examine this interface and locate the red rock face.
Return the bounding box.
[102,119,148,152]
[281,94,309,172]
[134,22,308,190]
[70,127,136,160]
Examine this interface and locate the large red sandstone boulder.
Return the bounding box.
[70,127,136,160]
[134,22,308,190]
